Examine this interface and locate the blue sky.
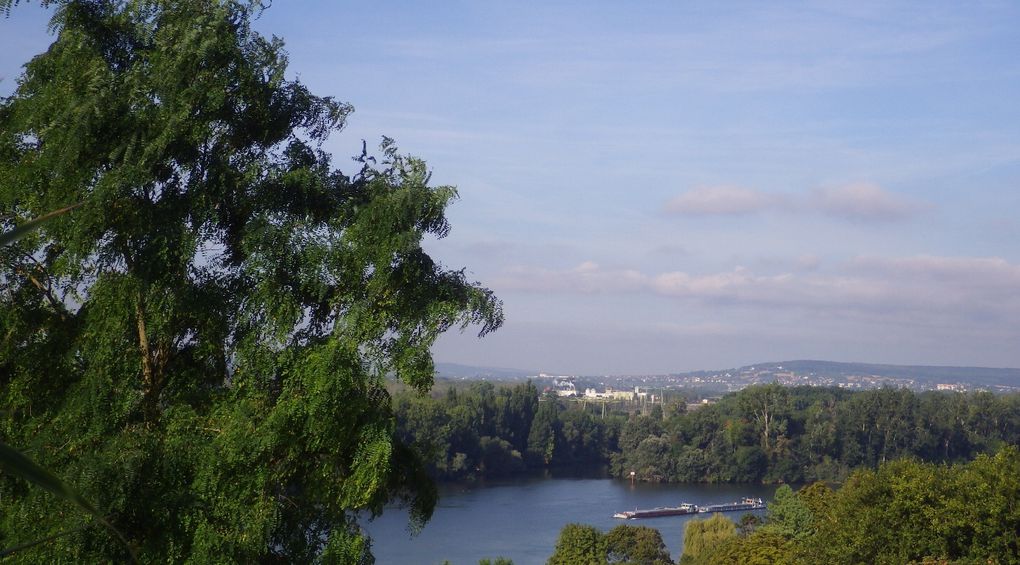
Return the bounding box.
[3,2,1020,374]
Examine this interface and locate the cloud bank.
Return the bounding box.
[810,183,924,222]
[663,185,776,216]
[664,183,928,223]
[493,255,1020,332]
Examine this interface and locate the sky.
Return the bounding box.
[3,2,1020,374]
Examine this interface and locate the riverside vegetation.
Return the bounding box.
[458,448,1020,565]
[394,381,1020,484]
[406,381,1020,563]
[548,449,1020,564]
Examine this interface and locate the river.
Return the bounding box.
[362,473,777,565]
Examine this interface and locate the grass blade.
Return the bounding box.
[0,203,81,247]
[0,441,137,562]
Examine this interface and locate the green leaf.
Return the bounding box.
[0,203,80,247]
[0,441,137,562]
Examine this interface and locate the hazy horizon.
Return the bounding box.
[4,1,1018,375]
[434,358,1020,379]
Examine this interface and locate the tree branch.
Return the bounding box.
[135,292,158,423]
[14,263,68,321]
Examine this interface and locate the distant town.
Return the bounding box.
[436,359,1020,396]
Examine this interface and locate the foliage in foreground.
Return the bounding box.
[0,0,500,562]
[1,205,135,560]
[548,523,673,565]
[683,446,1020,564]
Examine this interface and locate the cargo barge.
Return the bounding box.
[613,503,697,519]
[613,497,765,519]
[697,497,766,513]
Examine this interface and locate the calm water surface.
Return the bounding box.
[363,474,777,565]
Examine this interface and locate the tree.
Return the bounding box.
[736,513,761,537]
[802,447,1020,564]
[761,484,812,540]
[694,530,793,565]
[0,1,501,562]
[681,513,736,563]
[604,524,673,565]
[738,383,790,454]
[528,399,561,466]
[548,523,606,565]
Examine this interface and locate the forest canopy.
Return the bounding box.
[394,382,1020,485]
[0,0,501,562]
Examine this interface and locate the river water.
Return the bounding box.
[362,473,777,565]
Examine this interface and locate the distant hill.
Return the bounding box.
[434,359,1020,389]
[741,360,1020,388]
[434,362,534,380]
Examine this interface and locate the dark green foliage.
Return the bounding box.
[1,206,135,560]
[394,382,621,479]
[0,440,134,560]
[397,383,1020,485]
[611,385,1020,484]
[0,1,500,561]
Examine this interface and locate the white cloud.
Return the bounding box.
[663,182,929,223]
[852,255,1020,285]
[663,185,776,216]
[494,261,647,294]
[493,255,1020,329]
[810,183,924,222]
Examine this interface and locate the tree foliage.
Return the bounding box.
[548,523,672,565]
[394,382,619,480]
[394,383,1020,486]
[704,447,1020,564]
[759,484,812,541]
[548,523,607,565]
[0,0,501,561]
[604,524,672,565]
[680,513,736,563]
[609,385,1020,484]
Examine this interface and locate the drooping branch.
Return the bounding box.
[135,291,159,423]
[14,252,69,320]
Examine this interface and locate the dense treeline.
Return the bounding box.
[614,383,1020,483]
[680,446,1020,564]
[394,382,1020,483]
[394,381,625,479]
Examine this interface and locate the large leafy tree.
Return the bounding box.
[604,524,673,565]
[0,0,501,562]
[548,523,607,565]
[680,513,736,564]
